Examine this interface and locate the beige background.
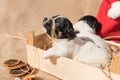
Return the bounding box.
[0,0,101,79]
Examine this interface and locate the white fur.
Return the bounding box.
[107,1,120,19]
[43,20,111,68]
[74,21,109,50]
[73,21,111,67]
[43,39,74,59]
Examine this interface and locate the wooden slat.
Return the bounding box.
[26,45,61,80]
[111,55,120,74]
[106,41,120,74]
[36,70,61,80]
[15,70,61,80]
[26,31,34,46]
[38,52,120,80]
[26,34,120,80]
[26,44,62,79]
[110,56,116,73]
[118,58,120,74]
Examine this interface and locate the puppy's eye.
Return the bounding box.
[55,29,59,34]
[46,23,50,26]
[75,31,80,34]
[44,23,51,29]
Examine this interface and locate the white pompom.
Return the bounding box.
[107,1,120,19]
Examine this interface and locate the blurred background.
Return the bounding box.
[0,0,101,79]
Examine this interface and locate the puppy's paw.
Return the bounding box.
[107,1,120,19]
[43,51,52,59]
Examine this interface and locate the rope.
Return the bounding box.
[101,41,113,80]
[51,18,55,47]
[0,34,27,41]
[100,63,112,80]
[104,36,120,40]
[102,36,120,80]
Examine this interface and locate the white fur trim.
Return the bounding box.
[107,1,120,19]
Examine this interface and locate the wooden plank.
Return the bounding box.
[35,47,120,80]
[26,31,34,46]
[110,56,116,73]
[26,37,120,80]
[106,41,120,47]
[26,45,61,80]
[118,58,120,74]
[117,56,120,74]
[36,70,61,80]
[14,70,61,80]
[27,45,40,69]
[106,41,120,74]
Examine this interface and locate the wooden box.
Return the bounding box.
[26,32,120,80]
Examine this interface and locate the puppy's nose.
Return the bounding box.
[43,17,48,22]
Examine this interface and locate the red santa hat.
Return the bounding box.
[97,0,120,43]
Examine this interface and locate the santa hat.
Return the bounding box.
[97,0,120,43]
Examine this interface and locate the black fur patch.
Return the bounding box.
[43,17,53,36]
[78,15,101,32]
[43,16,76,40]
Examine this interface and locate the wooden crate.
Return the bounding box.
[26,32,120,80]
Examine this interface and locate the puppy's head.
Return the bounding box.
[78,15,101,32]
[43,15,76,40]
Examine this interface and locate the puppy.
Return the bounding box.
[42,15,111,68]
[43,15,76,40]
[73,15,111,67]
[74,15,108,51]
[43,15,76,58]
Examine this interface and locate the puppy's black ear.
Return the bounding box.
[67,28,76,40]
[79,15,101,32]
[96,22,101,32]
[63,18,76,40]
[43,17,48,22]
[42,17,52,36]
